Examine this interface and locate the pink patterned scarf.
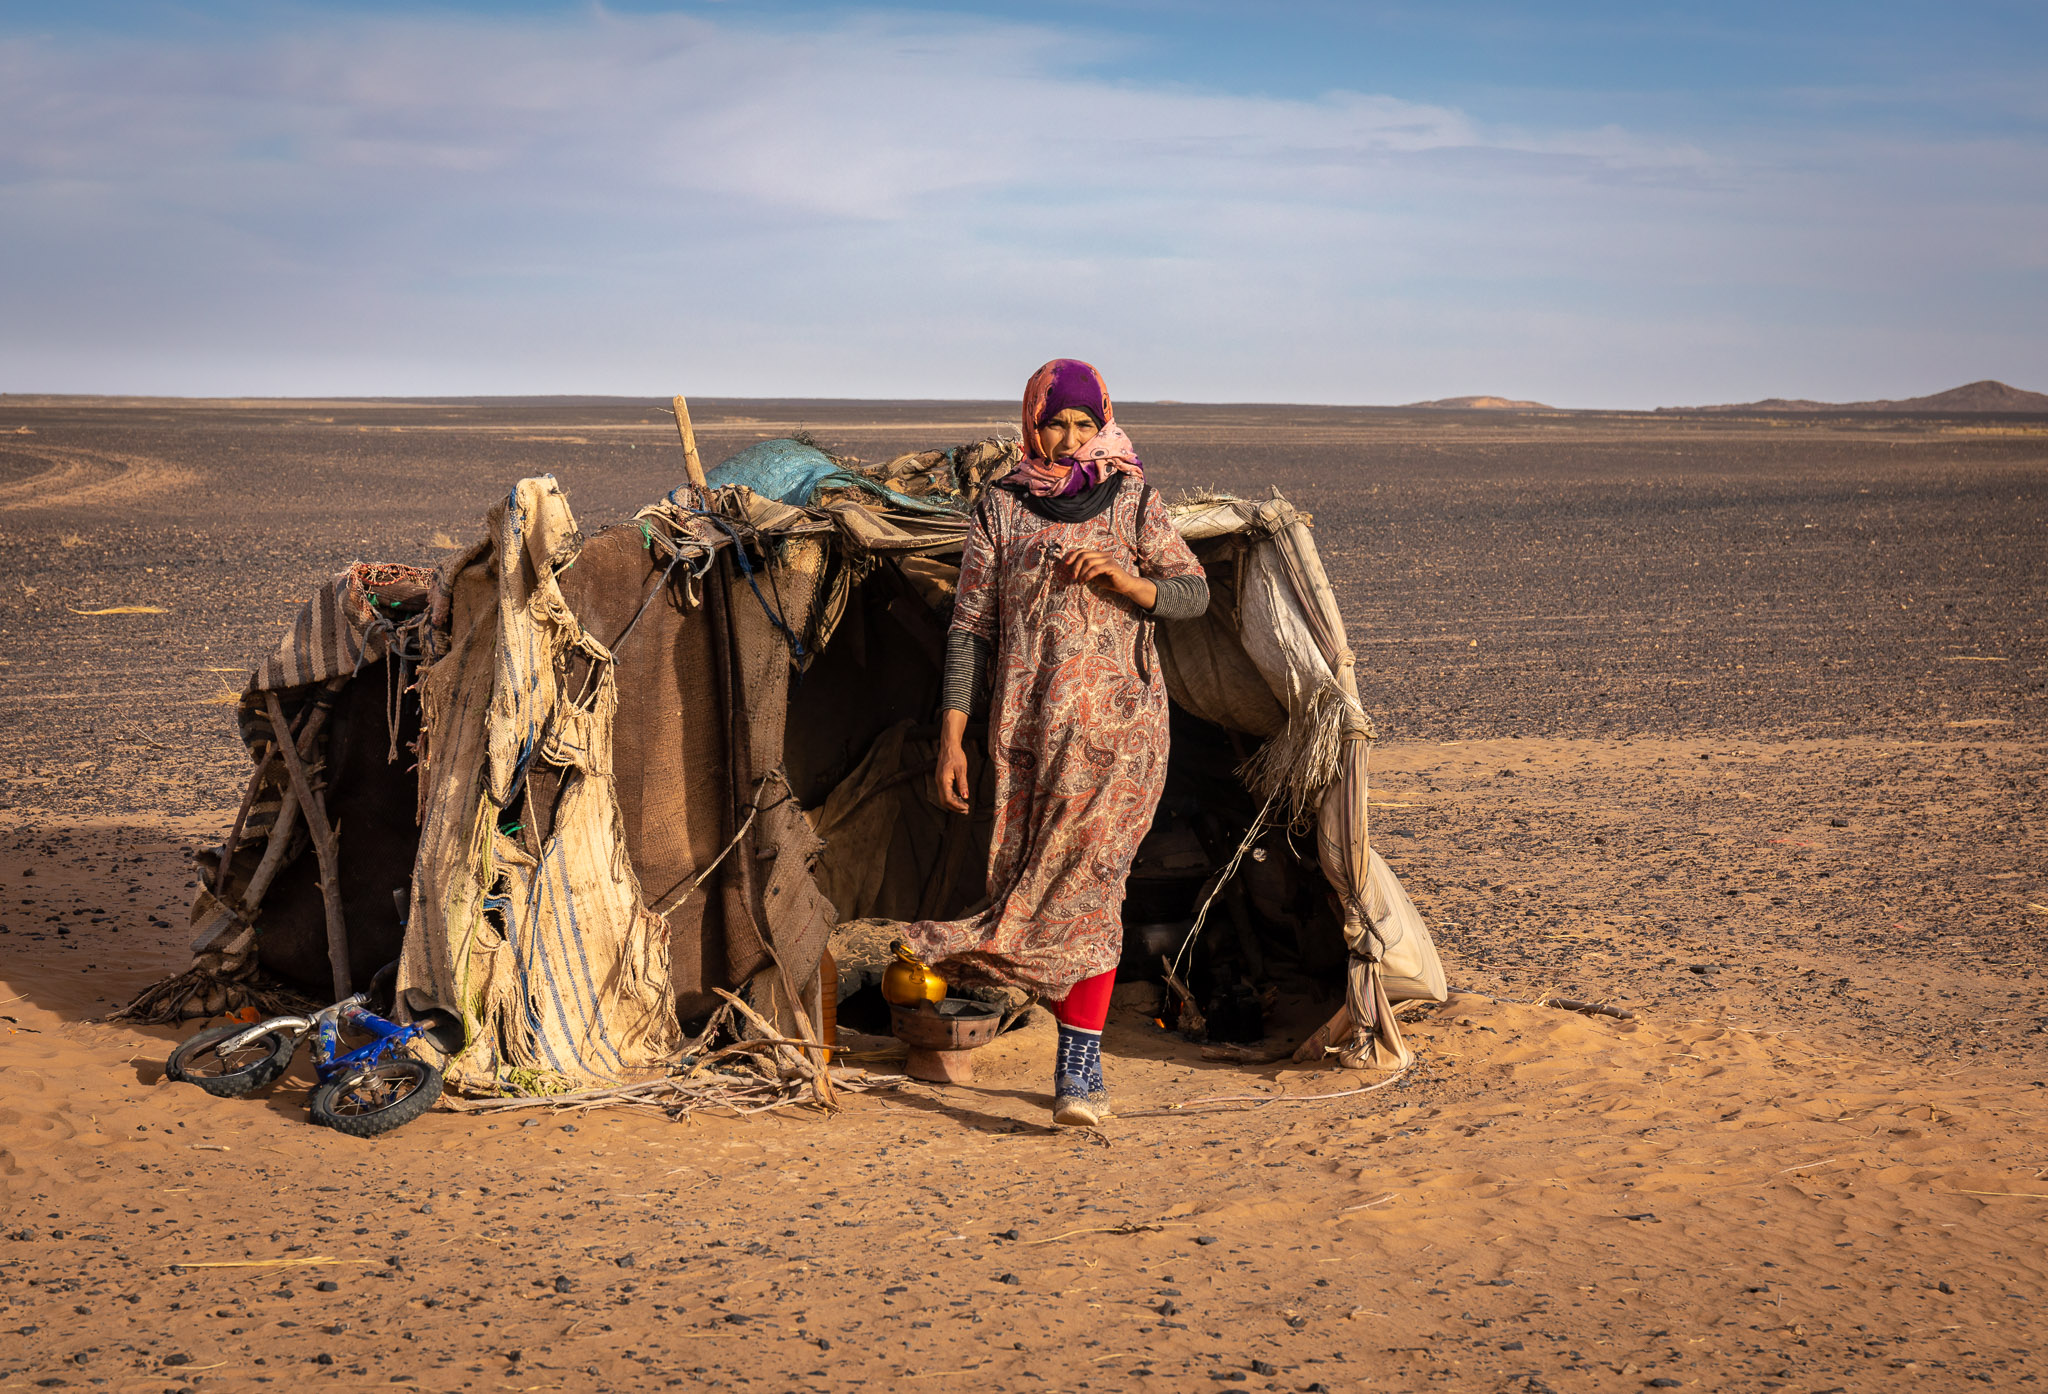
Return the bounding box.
[1011,358,1145,499]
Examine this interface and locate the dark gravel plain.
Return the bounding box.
[2,397,2042,817]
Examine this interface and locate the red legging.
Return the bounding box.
[1050,969,1116,1033]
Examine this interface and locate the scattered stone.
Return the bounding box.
[553,1277,573,1293]
[1252,1360,1277,1375]
[997,1273,1021,1285]
[314,1280,338,1292]
[1196,1235,1219,1245]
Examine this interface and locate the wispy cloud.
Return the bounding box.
[0,8,2041,403]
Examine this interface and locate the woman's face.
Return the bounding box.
[1036,407,1100,463]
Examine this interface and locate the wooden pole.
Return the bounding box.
[198,679,348,952]
[264,689,353,1002]
[212,748,272,897]
[671,394,708,490]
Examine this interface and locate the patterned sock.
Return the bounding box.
[1084,1042,1106,1098]
[1055,1025,1100,1099]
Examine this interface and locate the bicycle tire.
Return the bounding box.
[308,1059,444,1137]
[166,1024,297,1098]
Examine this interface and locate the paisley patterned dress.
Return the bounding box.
[902,479,1205,996]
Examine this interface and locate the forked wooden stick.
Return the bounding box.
[264,689,351,1001]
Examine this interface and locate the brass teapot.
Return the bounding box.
[881,941,947,1008]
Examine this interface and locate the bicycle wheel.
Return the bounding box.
[166,1024,297,1098]
[308,1059,444,1137]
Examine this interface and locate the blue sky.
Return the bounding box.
[3,1,2043,405]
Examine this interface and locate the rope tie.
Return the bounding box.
[674,506,809,663]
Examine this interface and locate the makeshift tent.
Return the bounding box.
[130,431,1446,1096]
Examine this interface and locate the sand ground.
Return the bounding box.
[1,398,2044,1393]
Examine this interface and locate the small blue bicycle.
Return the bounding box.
[166,963,461,1137]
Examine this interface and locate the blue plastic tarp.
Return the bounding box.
[696,438,961,514]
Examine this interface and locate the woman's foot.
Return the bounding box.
[1053,1081,1100,1127]
[1085,1044,1110,1116]
[1054,1025,1106,1126]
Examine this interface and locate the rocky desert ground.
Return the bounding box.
[1,397,2043,1393]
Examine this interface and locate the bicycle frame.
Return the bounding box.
[216,991,426,1084]
[314,1000,425,1083]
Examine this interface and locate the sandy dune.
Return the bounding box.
[5,750,2043,1391]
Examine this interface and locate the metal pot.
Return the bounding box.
[881,941,947,1008]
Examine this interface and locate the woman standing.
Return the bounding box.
[904,359,1208,1126]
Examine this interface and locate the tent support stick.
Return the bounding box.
[671,395,708,490]
[265,689,353,1001]
[226,683,347,934]
[212,745,272,895]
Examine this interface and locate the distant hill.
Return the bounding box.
[1405,395,1551,410]
[1662,379,2048,414]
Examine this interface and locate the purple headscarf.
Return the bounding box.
[1013,358,1144,499]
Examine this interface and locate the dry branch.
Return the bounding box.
[1538,996,1636,1021]
[1160,957,1206,1038]
[438,991,898,1122]
[439,1066,901,1121]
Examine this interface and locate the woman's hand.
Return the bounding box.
[935,710,972,814]
[1059,548,1158,611]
